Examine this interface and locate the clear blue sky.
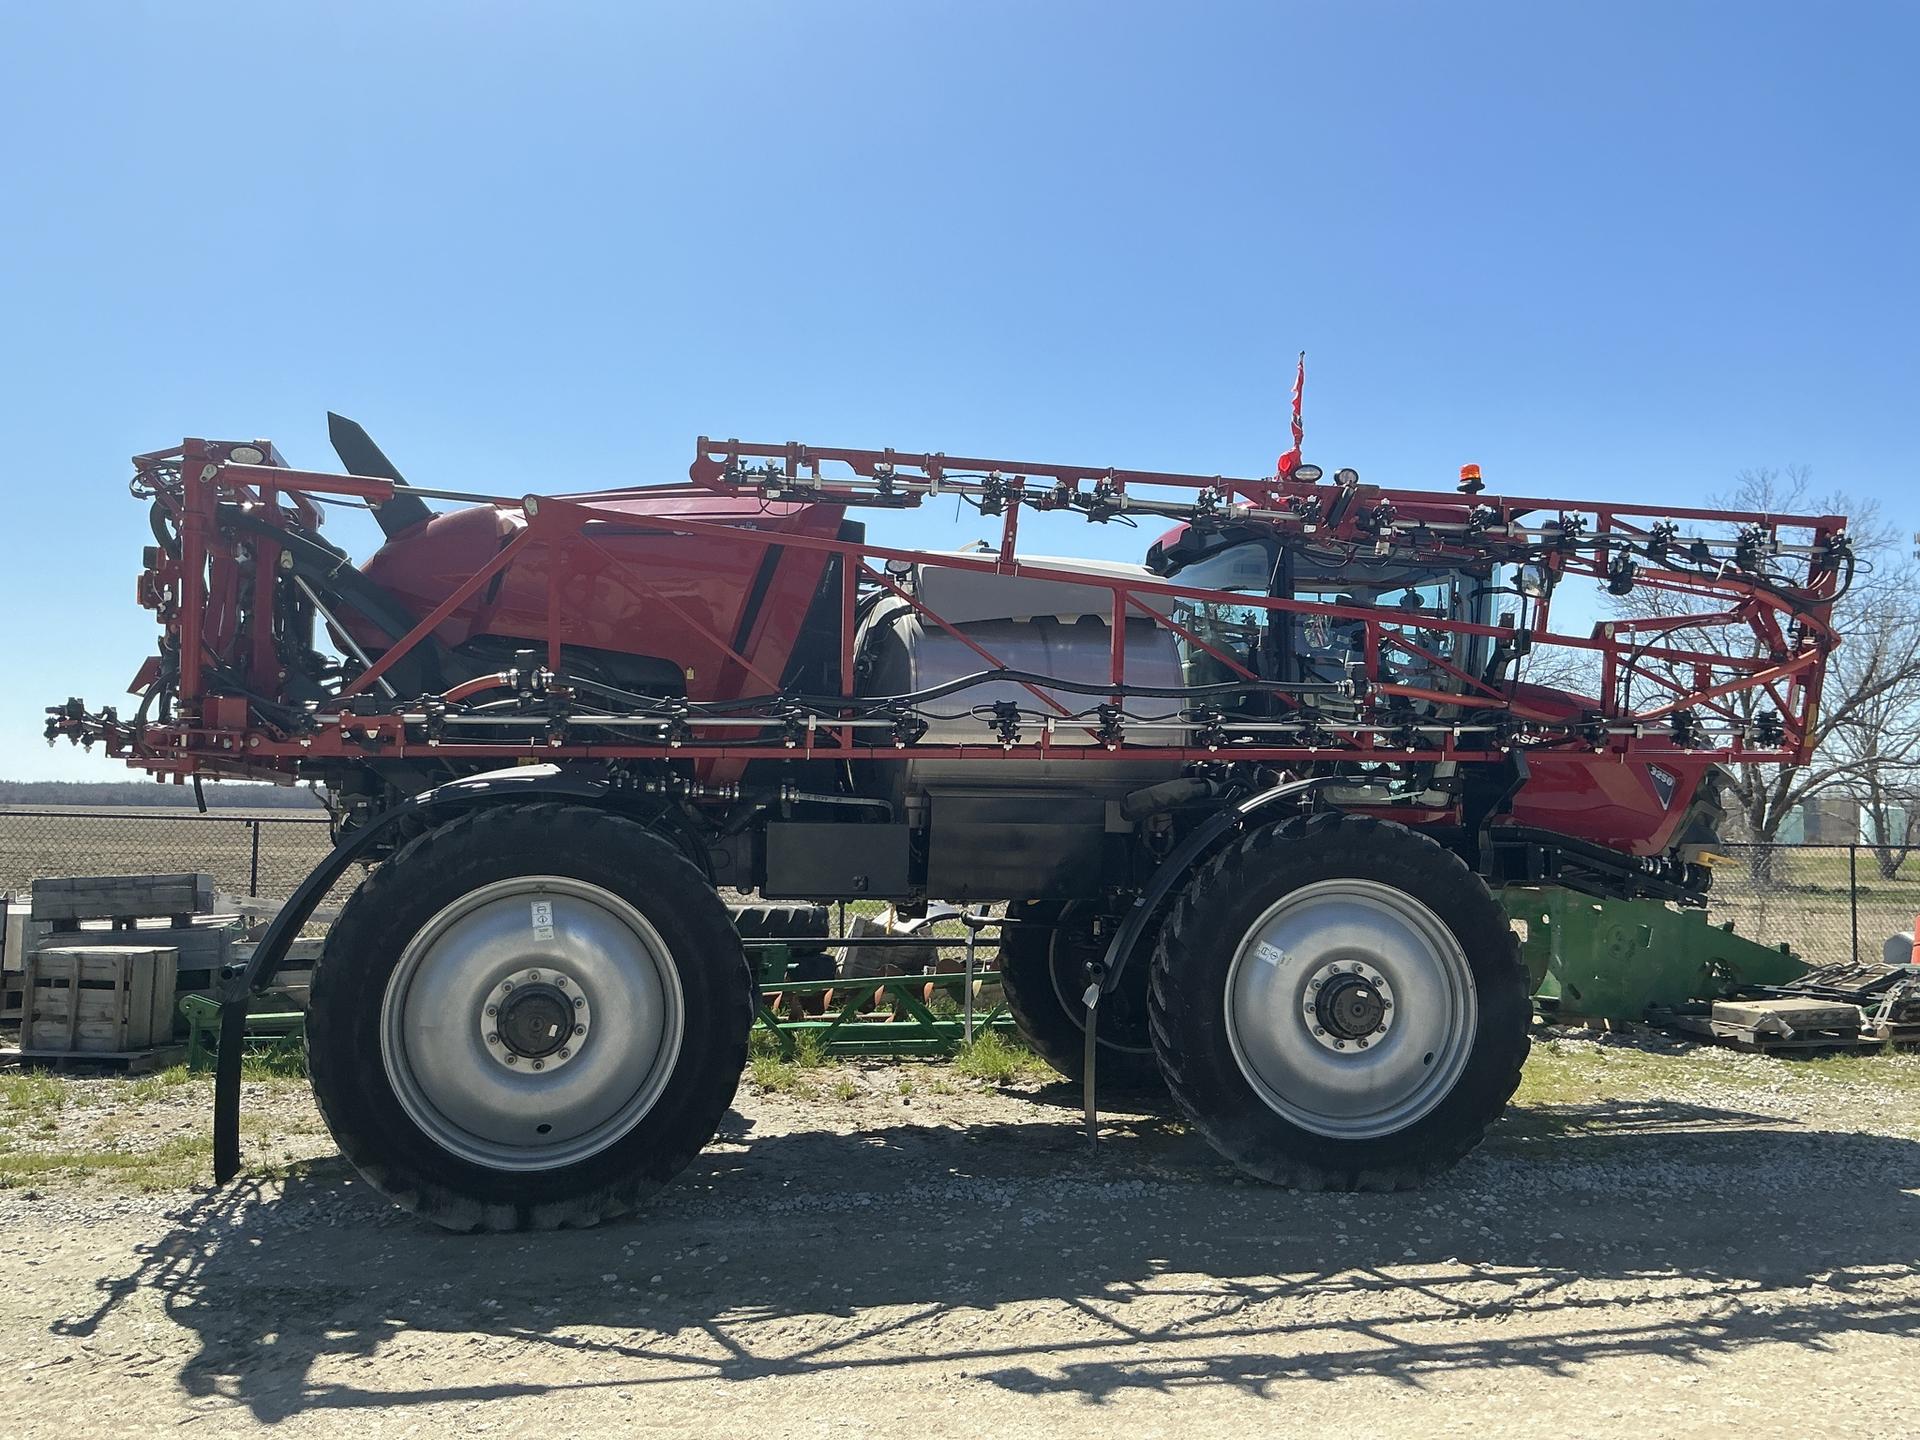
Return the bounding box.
[2,2,1914,782]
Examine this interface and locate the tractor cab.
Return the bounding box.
[1147,528,1497,708]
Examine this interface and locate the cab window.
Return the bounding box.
[1165,541,1277,690]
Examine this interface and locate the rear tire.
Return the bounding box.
[729,902,833,956]
[999,902,1163,1091]
[732,901,836,1016]
[308,802,752,1232]
[1149,813,1528,1190]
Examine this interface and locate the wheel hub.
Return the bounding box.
[485,967,591,1069]
[1305,962,1394,1050]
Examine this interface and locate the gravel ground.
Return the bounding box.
[2,1033,1918,1438]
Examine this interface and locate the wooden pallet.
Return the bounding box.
[1863,1019,1920,1047]
[1661,1013,1883,1054]
[30,873,214,926]
[0,1043,187,1074]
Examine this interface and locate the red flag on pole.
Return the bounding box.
[1276,351,1305,479]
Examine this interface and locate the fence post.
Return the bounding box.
[1849,844,1859,966]
[248,820,262,898]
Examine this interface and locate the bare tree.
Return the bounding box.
[1827,617,1920,876]
[1606,467,1920,849]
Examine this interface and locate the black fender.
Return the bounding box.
[1074,775,1336,1139]
[213,763,636,1182]
[1095,776,1336,995]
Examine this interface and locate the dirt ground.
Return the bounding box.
[2,1034,1918,1439]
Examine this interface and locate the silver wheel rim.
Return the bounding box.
[1223,879,1476,1140]
[380,875,685,1171]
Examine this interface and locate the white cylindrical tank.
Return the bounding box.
[855,556,1188,798]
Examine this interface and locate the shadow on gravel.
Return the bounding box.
[49,1094,1920,1419]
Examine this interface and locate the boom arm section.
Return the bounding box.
[50,433,1847,780]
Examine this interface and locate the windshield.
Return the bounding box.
[1291,571,1466,691]
[1165,541,1491,700]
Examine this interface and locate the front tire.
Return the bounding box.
[308,802,752,1232]
[1149,813,1529,1190]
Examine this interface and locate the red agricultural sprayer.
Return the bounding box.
[49,410,1847,1228]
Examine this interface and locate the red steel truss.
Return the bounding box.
[59,435,1849,779]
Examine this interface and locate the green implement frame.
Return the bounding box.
[1502,885,1806,1023]
[745,941,1016,1058]
[176,933,1021,1068]
[179,991,306,1069]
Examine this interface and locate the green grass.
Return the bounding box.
[122,1064,197,1103]
[1513,1038,1704,1107]
[0,1069,323,1195]
[0,1134,212,1192]
[950,1029,1055,1086]
[747,1053,812,1095]
[0,1073,66,1135]
[239,1039,310,1079]
[1515,1033,1920,1113]
[745,1029,834,1095]
[1773,1045,1920,1091]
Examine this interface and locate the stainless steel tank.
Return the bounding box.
[854,555,1187,800]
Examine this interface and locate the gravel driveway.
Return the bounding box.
[2,1035,1917,1438]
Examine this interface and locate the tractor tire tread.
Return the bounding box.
[308,801,751,1233]
[1147,812,1529,1192]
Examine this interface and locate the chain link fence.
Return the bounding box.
[1,809,1916,970]
[1706,842,1920,969]
[0,807,337,904]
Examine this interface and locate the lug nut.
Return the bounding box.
[531,1060,545,1071]
[573,1024,586,1036]
[501,981,514,993]
[505,1055,519,1065]
[573,996,585,1009]
[486,1032,500,1045]
[528,970,541,982]
[557,1048,570,1059]
[486,1004,498,1017]
[554,975,567,987]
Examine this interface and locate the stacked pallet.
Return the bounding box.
[29,874,238,995]
[0,874,218,1071]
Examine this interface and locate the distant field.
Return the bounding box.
[0,805,336,901]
